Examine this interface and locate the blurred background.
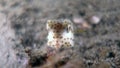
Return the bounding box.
[0,0,120,68]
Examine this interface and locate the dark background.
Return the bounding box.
[0,0,120,68]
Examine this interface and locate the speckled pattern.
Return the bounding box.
[0,0,120,68]
[46,20,74,49]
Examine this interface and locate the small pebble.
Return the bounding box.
[81,22,91,29]
[73,17,91,29]
[73,17,85,24]
[89,15,101,24]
